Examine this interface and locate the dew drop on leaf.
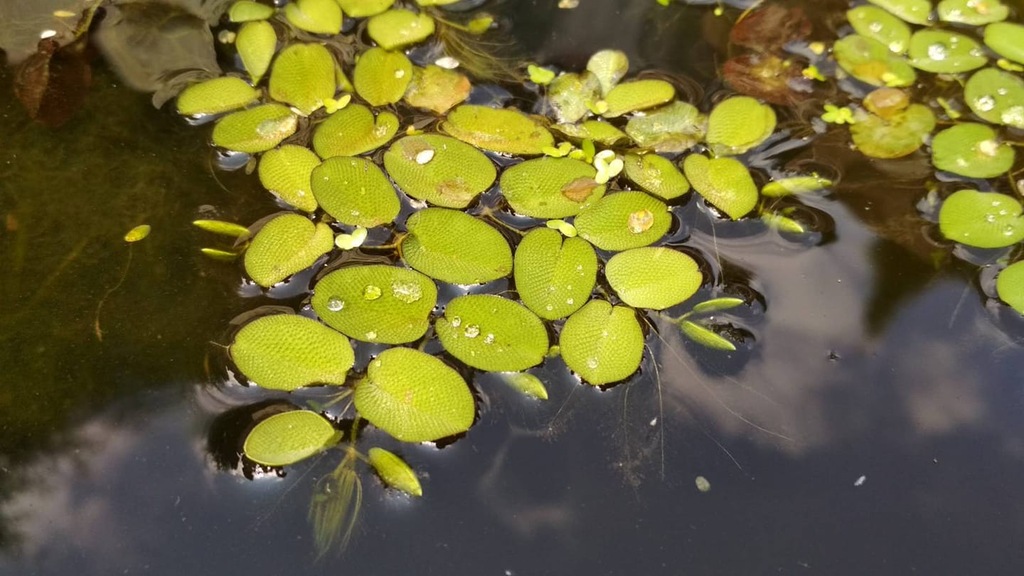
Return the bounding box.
[364,285,383,300]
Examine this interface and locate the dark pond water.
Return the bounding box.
[2,1,1024,575]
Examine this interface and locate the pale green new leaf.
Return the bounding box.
[368,448,422,496]
[682,155,758,220]
[230,314,354,390]
[602,79,675,118]
[244,410,340,467]
[761,176,832,197]
[228,0,276,22]
[586,49,629,95]
[283,0,343,34]
[705,96,777,156]
[548,71,601,123]
[337,0,395,17]
[679,320,736,351]
[691,297,745,314]
[625,101,706,153]
[355,348,475,442]
[498,372,548,400]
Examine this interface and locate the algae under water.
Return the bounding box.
[2,1,1024,575]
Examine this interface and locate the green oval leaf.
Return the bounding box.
[436,294,549,372]
[368,448,422,496]
[850,103,935,159]
[560,300,643,385]
[244,410,339,467]
[868,0,932,25]
[441,105,554,156]
[283,0,343,35]
[622,153,690,200]
[938,189,1024,248]
[848,5,912,53]
[193,219,251,238]
[605,247,702,310]
[907,29,987,74]
[602,79,675,118]
[354,347,475,442]
[367,9,434,50]
[964,68,1024,129]
[311,156,400,227]
[984,22,1024,65]
[834,34,916,87]
[212,103,298,154]
[353,48,412,107]
[259,145,321,212]
[706,96,777,156]
[403,65,471,115]
[244,213,334,286]
[938,0,1008,25]
[574,191,672,251]
[384,134,496,209]
[682,155,758,220]
[231,314,354,391]
[679,320,736,351]
[312,265,437,344]
[401,208,513,284]
[624,101,706,153]
[177,76,258,116]
[931,122,1015,179]
[500,157,605,218]
[313,104,399,158]
[514,228,597,320]
[229,0,276,22]
[269,43,337,115]
[236,20,277,84]
[996,260,1024,314]
[337,0,395,17]
[691,297,745,314]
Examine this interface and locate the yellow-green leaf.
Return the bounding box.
[124,224,150,243]
[313,103,399,158]
[498,372,548,400]
[269,43,337,115]
[401,208,513,284]
[177,77,258,116]
[228,0,276,22]
[679,320,736,351]
[354,348,475,442]
[514,228,596,320]
[705,96,777,156]
[625,101,706,153]
[931,123,1015,179]
[500,157,605,218]
[384,134,496,209]
[311,264,437,343]
[368,448,422,496]
[938,189,1024,248]
[623,153,690,200]
[605,247,701,310]
[212,103,298,153]
[996,260,1024,314]
[441,105,554,156]
[236,20,277,84]
[230,314,354,390]
[367,9,435,50]
[575,191,671,251]
[244,410,340,466]
[436,294,549,372]
[560,300,643,385]
[602,79,675,118]
[258,145,321,212]
[284,0,342,34]
[353,48,412,107]
[311,156,400,227]
[337,0,395,17]
[403,65,471,114]
[244,213,334,286]
[682,154,758,220]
